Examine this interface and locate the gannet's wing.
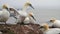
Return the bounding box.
[9,8,19,15]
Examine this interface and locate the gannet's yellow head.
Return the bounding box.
[2,4,8,9]
[29,12,33,16]
[50,17,56,23]
[29,12,36,21]
[41,23,49,30]
[24,2,34,9]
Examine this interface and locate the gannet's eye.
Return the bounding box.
[50,20,53,22]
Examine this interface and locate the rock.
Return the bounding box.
[0,31,2,34]
[0,24,43,34]
[10,24,43,34]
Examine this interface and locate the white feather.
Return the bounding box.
[52,20,60,28]
[0,9,10,23]
[44,28,60,34]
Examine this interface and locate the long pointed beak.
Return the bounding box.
[29,4,34,9]
[31,15,36,21]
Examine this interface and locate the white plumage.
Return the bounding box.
[5,1,35,24]
[16,2,35,24]
[50,18,60,28]
[16,10,28,24]
[23,12,36,24]
[44,28,60,34]
[23,17,30,24]
[52,20,60,28]
[0,4,10,24]
[41,24,60,34]
[6,17,17,25]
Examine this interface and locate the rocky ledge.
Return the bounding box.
[0,24,43,34]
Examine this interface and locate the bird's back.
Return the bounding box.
[18,10,28,17]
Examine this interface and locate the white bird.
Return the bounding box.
[50,18,60,28]
[0,4,10,25]
[41,24,60,34]
[24,12,36,24]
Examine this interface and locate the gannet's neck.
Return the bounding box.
[44,25,49,31]
[22,6,27,11]
[45,27,49,31]
[3,8,9,12]
[3,6,9,11]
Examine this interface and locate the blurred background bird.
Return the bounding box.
[40,23,60,34]
[50,17,60,28]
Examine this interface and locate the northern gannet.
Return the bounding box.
[24,12,36,24]
[41,24,60,34]
[50,18,60,28]
[28,12,36,21]
[0,4,10,25]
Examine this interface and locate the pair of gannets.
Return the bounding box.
[15,2,36,24]
[50,18,60,28]
[0,4,10,25]
[41,24,60,34]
